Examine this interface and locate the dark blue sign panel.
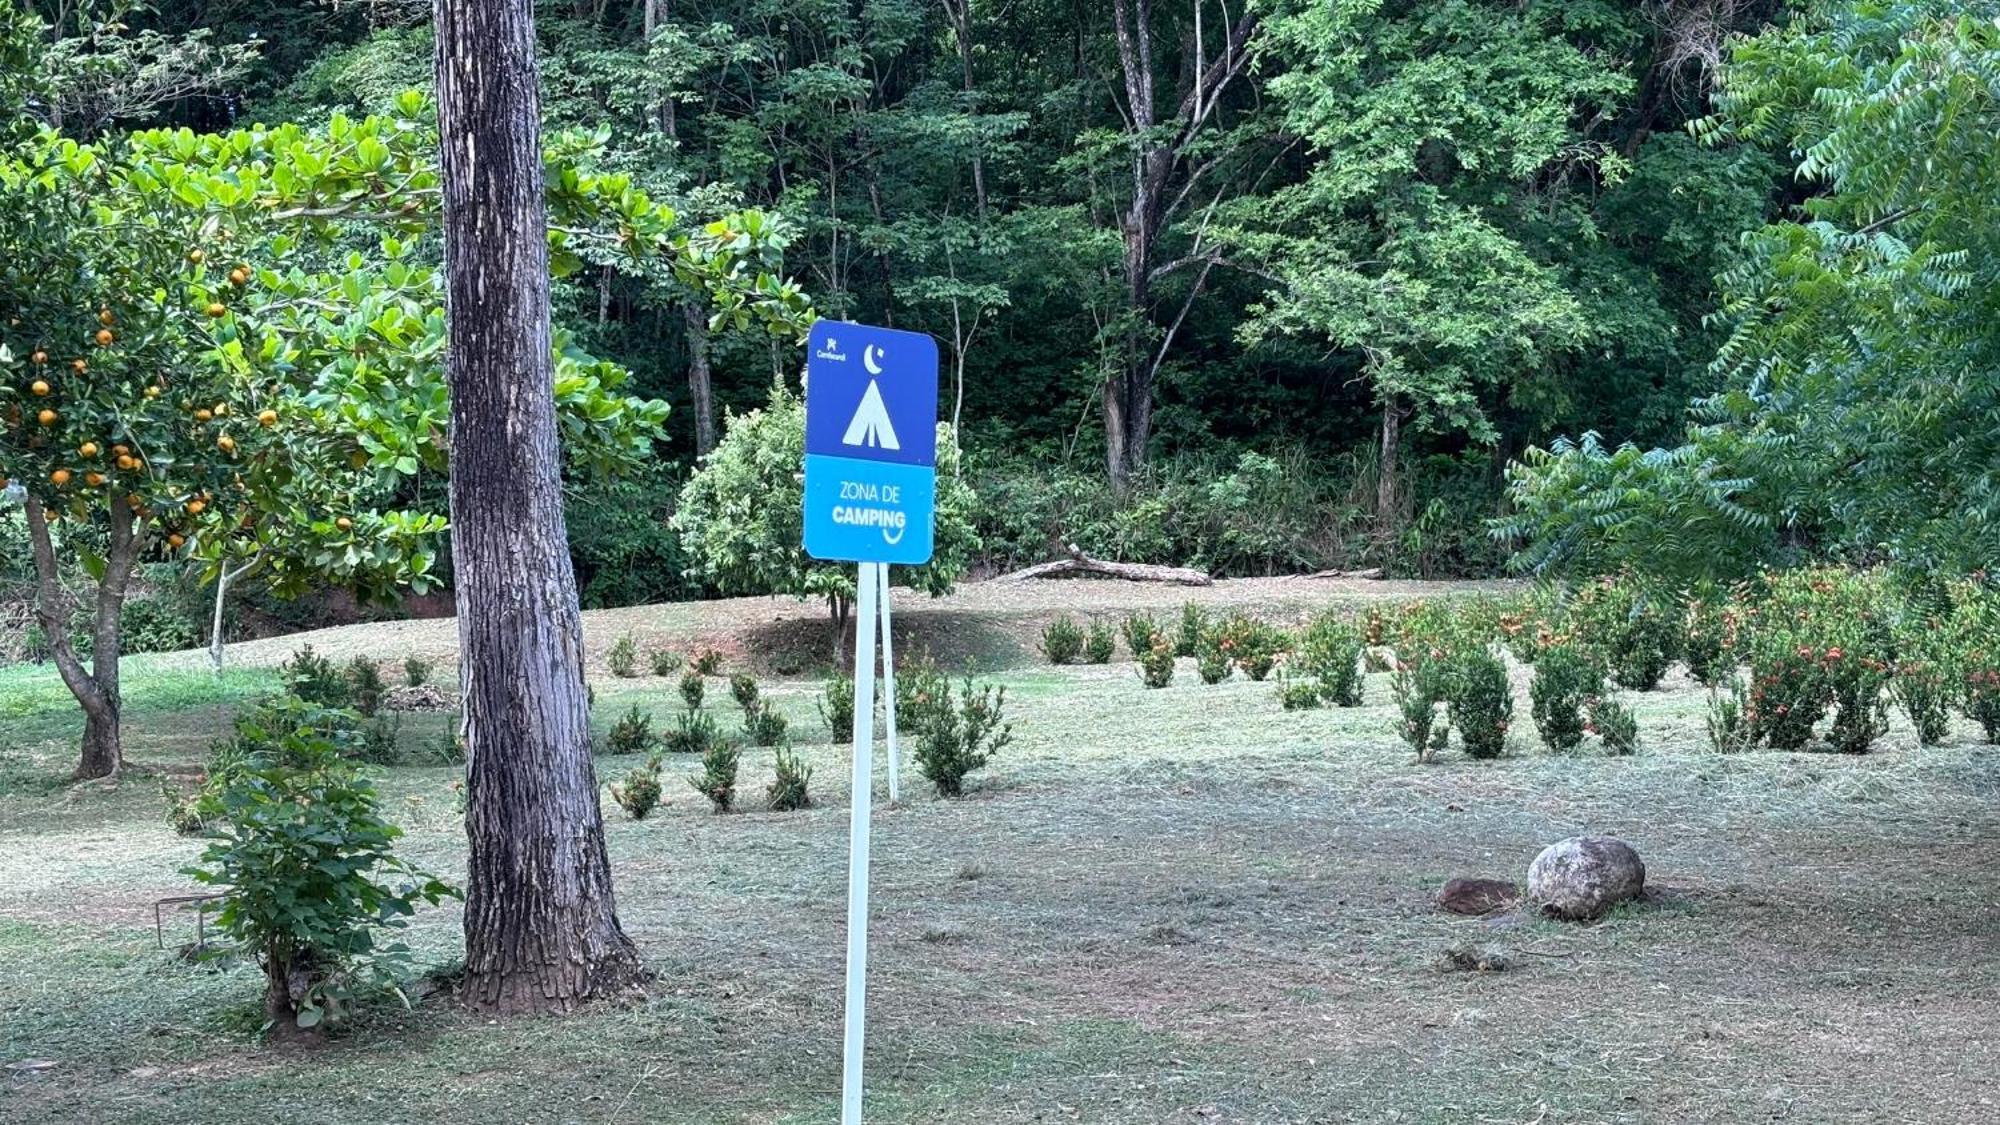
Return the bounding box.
[803,322,939,468]
[803,320,940,564]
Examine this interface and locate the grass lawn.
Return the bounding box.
[3,586,1998,1123]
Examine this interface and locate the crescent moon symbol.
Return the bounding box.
[863,345,885,375]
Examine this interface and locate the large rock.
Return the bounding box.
[1527,836,1645,920]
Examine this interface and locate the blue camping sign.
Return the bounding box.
[802,320,940,565]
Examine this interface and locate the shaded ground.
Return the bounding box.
[2,579,1997,1124]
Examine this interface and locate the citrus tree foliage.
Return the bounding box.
[0,88,810,775]
[1503,1,2000,579]
[673,385,980,615]
[1226,0,1630,443]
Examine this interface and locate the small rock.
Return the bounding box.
[1437,877,1519,916]
[1527,835,1645,920]
[383,683,458,712]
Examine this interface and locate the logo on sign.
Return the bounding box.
[842,380,900,450]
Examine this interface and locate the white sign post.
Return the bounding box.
[841,560,880,1125]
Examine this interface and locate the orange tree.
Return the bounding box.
[0,99,810,780]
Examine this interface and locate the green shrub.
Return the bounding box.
[1296,612,1364,706]
[1445,647,1513,759]
[1083,620,1116,664]
[1706,677,1755,753]
[1391,662,1445,761]
[607,633,639,679]
[606,706,656,756]
[1681,592,1734,686]
[345,657,386,718]
[121,596,201,655]
[161,776,208,836]
[282,645,349,708]
[1120,614,1162,658]
[728,672,761,712]
[185,716,456,1032]
[661,708,721,757]
[678,670,706,710]
[609,759,663,820]
[402,655,431,687]
[1279,678,1321,710]
[1952,580,2000,742]
[1737,568,1896,751]
[768,745,813,811]
[1195,634,1233,684]
[819,675,856,744]
[1570,576,1682,691]
[1040,616,1084,664]
[1218,615,1284,681]
[915,681,1013,797]
[1137,636,1175,688]
[1529,642,1601,753]
[1589,696,1640,756]
[690,648,724,675]
[1174,602,1208,657]
[649,648,682,677]
[353,714,401,765]
[742,700,788,747]
[1496,585,1565,665]
[896,654,953,737]
[1894,653,1955,746]
[687,735,741,812]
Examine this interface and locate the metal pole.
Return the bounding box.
[841,561,879,1125]
[879,563,899,803]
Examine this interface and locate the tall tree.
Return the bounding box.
[1102,0,1257,488]
[434,0,645,1011]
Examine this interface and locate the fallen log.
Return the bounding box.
[996,555,1213,586]
[1301,566,1384,580]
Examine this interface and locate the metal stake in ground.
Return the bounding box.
[841,559,880,1124]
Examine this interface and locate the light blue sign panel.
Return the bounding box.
[802,319,940,564]
[804,454,937,565]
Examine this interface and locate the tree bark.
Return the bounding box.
[1377,398,1403,523]
[436,0,645,1014]
[25,494,136,780]
[942,0,988,220]
[684,299,716,455]
[208,557,260,673]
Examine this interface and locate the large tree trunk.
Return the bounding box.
[1377,398,1403,523]
[684,299,716,455]
[25,494,137,780]
[436,0,645,1014]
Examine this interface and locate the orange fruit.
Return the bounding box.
[98,308,114,326]
[84,472,104,487]
[30,349,46,365]
[30,379,49,396]
[36,408,56,426]
[186,499,206,515]
[70,358,86,374]
[205,302,227,318]
[213,403,229,417]
[116,454,136,470]
[167,533,185,549]
[194,408,213,423]
[94,328,114,346]
[50,468,70,486]
[216,434,236,453]
[229,267,250,287]
[257,409,278,427]
[336,516,353,531]
[78,441,98,458]
[188,249,205,264]
[112,443,128,456]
